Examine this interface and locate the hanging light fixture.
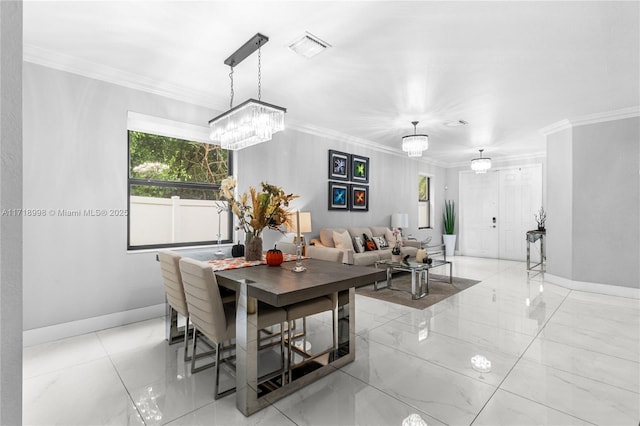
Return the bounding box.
[471,149,492,173]
[208,33,286,150]
[402,121,429,157]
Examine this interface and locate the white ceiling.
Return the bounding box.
[23,1,639,165]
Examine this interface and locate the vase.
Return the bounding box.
[391,254,402,263]
[245,234,263,261]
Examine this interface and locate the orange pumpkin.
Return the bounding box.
[266,247,284,266]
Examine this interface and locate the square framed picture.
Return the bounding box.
[351,154,369,183]
[350,184,369,211]
[328,150,350,181]
[328,181,349,210]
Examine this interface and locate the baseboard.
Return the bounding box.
[545,274,640,299]
[23,303,166,347]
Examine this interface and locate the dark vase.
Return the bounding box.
[245,234,263,261]
[537,225,545,232]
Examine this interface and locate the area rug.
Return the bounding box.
[356,272,481,310]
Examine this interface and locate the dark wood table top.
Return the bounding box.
[215,258,385,307]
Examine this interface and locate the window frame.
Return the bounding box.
[126,128,233,251]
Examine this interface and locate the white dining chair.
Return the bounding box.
[179,257,287,399]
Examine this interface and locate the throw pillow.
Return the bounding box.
[372,236,388,249]
[385,228,399,247]
[363,234,377,251]
[353,236,365,253]
[333,230,355,251]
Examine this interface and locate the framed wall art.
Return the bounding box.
[350,184,369,211]
[351,154,369,183]
[328,181,349,210]
[328,150,350,181]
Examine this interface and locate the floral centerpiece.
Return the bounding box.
[391,228,403,262]
[220,177,298,260]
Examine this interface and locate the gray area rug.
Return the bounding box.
[356,272,481,310]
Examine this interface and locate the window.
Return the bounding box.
[127,124,232,250]
[418,174,432,229]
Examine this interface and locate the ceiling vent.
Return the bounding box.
[289,32,330,58]
[443,120,469,127]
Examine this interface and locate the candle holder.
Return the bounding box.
[292,237,306,272]
[215,205,226,259]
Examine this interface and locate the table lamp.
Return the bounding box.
[287,211,312,272]
[391,213,409,237]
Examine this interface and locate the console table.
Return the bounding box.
[526,230,546,273]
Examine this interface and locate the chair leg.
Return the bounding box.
[287,320,293,383]
[183,315,190,363]
[213,342,222,399]
[190,328,198,374]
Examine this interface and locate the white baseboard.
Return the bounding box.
[23,303,166,347]
[545,274,640,299]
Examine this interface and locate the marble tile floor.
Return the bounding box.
[23,257,640,425]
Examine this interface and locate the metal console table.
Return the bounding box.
[526,230,546,274]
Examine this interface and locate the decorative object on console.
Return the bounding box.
[219,177,298,261]
[470,149,492,174]
[351,154,369,183]
[416,248,427,263]
[535,206,546,231]
[328,150,350,181]
[443,199,456,257]
[208,33,286,151]
[350,184,369,211]
[402,121,429,157]
[328,181,349,210]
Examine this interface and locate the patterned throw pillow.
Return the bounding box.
[353,236,365,253]
[372,236,388,250]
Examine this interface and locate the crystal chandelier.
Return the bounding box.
[470,149,492,173]
[402,121,429,157]
[209,34,286,150]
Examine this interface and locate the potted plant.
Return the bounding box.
[535,206,546,232]
[443,199,456,257]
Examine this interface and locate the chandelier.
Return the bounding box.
[402,121,429,157]
[209,33,286,150]
[470,149,492,173]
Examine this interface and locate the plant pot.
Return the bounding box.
[443,234,456,257]
[391,254,402,263]
[245,235,263,261]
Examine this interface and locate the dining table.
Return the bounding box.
[211,257,385,416]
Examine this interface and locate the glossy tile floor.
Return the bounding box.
[23,257,640,425]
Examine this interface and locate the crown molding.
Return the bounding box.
[23,44,224,110]
[540,106,640,136]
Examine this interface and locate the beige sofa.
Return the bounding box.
[306,226,419,266]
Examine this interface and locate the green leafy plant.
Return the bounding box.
[443,200,456,235]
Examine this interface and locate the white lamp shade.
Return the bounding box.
[391,213,409,229]
[287,211,312,234]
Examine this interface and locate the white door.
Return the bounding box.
[499,165,543,261]
[460,171,500,258]
[460,164,542,260]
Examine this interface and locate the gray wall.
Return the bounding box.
[237,127,445,249]
[23,63,215,330]
[546,128,573,279]
[546,117,640,289]
[23,62,446,332]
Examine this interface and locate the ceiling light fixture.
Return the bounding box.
[208,33,286,151]
[470,149,491,173]
[402,121,429,157]
[443,120,468,127]
[289,32,330,58]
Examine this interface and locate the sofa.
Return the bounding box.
[306,226,419,266]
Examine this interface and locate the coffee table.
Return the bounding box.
[374,258,452,300]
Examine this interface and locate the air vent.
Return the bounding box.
[443,120,469,127]
[289,32,331,59]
